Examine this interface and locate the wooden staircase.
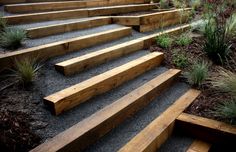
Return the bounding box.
[0,0,218,151]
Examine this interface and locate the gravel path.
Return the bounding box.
[84,82,190,152]
[158,133,194,152]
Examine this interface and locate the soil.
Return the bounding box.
[150,33,236,125]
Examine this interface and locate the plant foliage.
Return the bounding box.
[185,61,208,86]
[176,34,192,46]
[172,50,188,68]
[156,34,173,48]
[0,28,27,50]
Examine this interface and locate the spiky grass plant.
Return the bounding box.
[0,13,7,32]
[0,28,27,50]
[156,34,173,48]
[225,13,236,39]
[211,69,236,97]
[185,61,208,87]
[11,57,42,86]
[212,100,236,125]
[176,34,192,46]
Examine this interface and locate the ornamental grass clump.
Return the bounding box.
[11,58,42,86]
[0,28,27,50]
[176,34,192,46]
[212,100,236,125]
[211,69,236,98]
[156,34,173,48]
[185,61,208,87]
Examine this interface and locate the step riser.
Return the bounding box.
[176,113,236,144]
[55,40,144,76]
[4,4,156,25]
[0,27,131,72]
[31,69,180,152]
[118,89,201,152]
[44,53,164,115]
[0,0,82,5]
[5,0,148,13]
[27,17,112,38]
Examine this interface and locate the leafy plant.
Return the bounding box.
[212,100,236,125]
[185,61,209,86]
[0,28,27,50]
[172,50,188,68]
[211,69,236,97]
[190,0,201,10]
[159,0,171,9]
[11,57,42,86]
[176,34,192,46]
[156,34,173,48]
[203,18,231,64]
[0,13,7,32]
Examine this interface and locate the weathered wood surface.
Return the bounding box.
[186,140,211,152]
[118,89,201,152]
[44,52,164,115]
[55,39,144,75]
[31,69,179,152]
[176,113,236,144]
[27,17,112,38]
[3,4,157,24]
[4,0,149,13]
[0,27,131,72]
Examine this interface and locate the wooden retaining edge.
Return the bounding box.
[3,4,157,25]
[113,8,192,32]
[4,0,149,13]
[176,113,236,144]
[186,140,211,152]
[27,17,112,38]
[0,0,81,5]
[44,52,164,115]
[31,69,180,152]
[118,89,201,152]
[0,27,131,72]
[55,39,144,75]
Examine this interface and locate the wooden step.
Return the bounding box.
[55,39,144,75]
[31,69,180,152]
[27,17,112,38]
[176,113,236,144]
[4,0,148,13]
[0,27,131,72]
[0,0,92,5]
[118,89,201,152]
[3,4,157,25]
[44,52,164,115]
[186,140,211,152]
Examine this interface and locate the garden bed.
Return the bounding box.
[150,31,236,125]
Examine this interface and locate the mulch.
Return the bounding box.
[150,34,236,124]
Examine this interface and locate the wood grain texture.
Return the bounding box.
[186,140,211,152]
[176,113,236,144]
[4,0,148,13]
[55,39,144,75]
[0,27,131,72]
[44,52,164,115]
[27,17,112,38]
[31,69,180,152]
[4,4,156,24]
[118,89,201,152]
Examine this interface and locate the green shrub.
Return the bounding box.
[190,0,201,9]
[0,13,7,32]
[185,61,208,86]
[203,19,231,64]
[172,50,188,68]
[212,100,236,125]
[211,69,236,97]
[159,0,171,9]
[156,35,173,48]
[12,58,42,86]
[0,28,27,50]
[176,34,192,46]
